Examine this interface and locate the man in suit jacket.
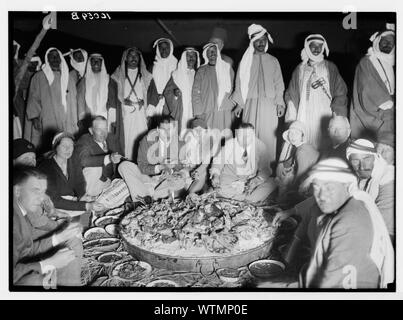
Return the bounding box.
[118,115,190,201]
[13,167,82,286]
[74,116,123,197]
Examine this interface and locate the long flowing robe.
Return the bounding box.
[77,56,112,133]
[350,56,395,140]
[163,71,195,134]
[110,49,152,160]
[232,53,285,167]
[192,64,235,131]
[24,70,78,149]
[77,78,116,124]
[147,39,178,118]
[285,60,348,151]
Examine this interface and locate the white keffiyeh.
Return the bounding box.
[202,43,232,109]
[68,48,88,78]
[238,24,273,103]
[305,158,394,288]
[85,53,110,118]
[367,29,395,95]
[300,34,329,64]
[42,47,69,110]
[172,48,200,131]
[152,38,178,93]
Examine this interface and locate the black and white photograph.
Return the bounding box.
[4,0,400,299]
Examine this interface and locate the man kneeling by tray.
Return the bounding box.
[118,116,215,204]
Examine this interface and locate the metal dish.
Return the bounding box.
[248,259,286,279]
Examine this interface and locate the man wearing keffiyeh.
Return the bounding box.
[110,47,153,160]
[77,53,114,134]
[68,48,88,86]
[147,38,178,124]
[350,24,395,141]
[24,47,79,150]
[192,42,235,133]
[163,47,200,134]
[273,158,394,288]
[231,24,285,172]
[346,139,395,239]
[284,34,348,152]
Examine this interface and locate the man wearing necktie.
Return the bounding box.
[74,116,123,197]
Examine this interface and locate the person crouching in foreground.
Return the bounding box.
[272,158,394,288]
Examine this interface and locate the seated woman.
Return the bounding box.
[276,121,320,204]
[38,132,105,216]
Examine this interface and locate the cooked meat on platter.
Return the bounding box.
[120,192,274,257]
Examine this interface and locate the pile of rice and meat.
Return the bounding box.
[120,192,275,257]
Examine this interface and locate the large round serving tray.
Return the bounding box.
[119,194,276,273]
[120,231,273,273]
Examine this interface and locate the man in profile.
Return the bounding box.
[13,167,83,286]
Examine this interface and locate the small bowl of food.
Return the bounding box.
[146,279,180,288]
[216,268,241,283]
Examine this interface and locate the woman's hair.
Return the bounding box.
[43,132,75,159]
[52,132,75,150]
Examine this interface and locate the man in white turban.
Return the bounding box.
[147,38,178,124]
[192,42,235,133]
[272,158,394,289]
[346,139,395,239]
[231,24,285,172]
[24,48,79,150]
[284,34,348,152]
[163,47,200,134]
[77,53,114,134]
[350,24,395,141]
[68,48,88,86]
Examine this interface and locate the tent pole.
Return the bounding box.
[156,19,181,46]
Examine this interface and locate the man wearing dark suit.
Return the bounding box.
[74,116,123,197]
[13,167,82,286]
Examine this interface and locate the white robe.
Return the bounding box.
[123,68,148,160]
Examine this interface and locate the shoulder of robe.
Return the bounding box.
[332,198,371,228]
[264,53,280,63]
[32,70,45,82]
[354,56,371,71]
[324,60,340,72]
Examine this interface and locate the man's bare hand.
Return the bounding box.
[54,225,81,245]
[32,118,42,131]
[42,13,52,30]
[277,105,286,117]
[272,210,292,227]
[211,174,220,188]
[110,152,123,164]
[233,105,243,118]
